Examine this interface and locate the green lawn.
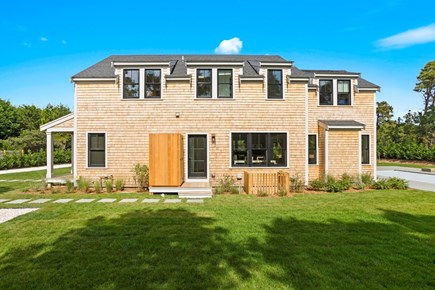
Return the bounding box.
[377,161,435,169]
[0,174,434,289]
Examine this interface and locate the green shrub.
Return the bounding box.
[105,179,113,193]
[325,175,346,192]
[276,187,288,197]
[77,178,90,193]
[372,178,392,190]
[257,190,268,197]
[214,174,237,194]
[133,163,149,191]
[387,177,409,189]
[290,174,304,193]
[65,180,74,193]
[361,172,374,188]
[94,181,101,194]
[115,179,125,191]
[310,178,326,191]
[340,173,353,190]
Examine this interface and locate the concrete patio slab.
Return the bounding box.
[142,199,160,203]
[0,208,39,224]
[98,198,117,203]
[164,199,182,203]
[0,199,10,203]
[53,199,74,203]
[186,199,204,203]
[119,198,138,203]
[6,199,31,204]
[29,199,52,204]
[75,199,96,203]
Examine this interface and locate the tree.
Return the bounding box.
[414,60,435,114]
[376,101,394,129]
[16,105,42,131]
[40,104,71,125]
[0,99,20,139]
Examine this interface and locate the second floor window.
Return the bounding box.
[123,69,139,98]
[145,69,161,98]
[218,69,232,98]
[197,69,212,98]
[338,80,351,105]
[319,80,333,105]
[267,69,283,99]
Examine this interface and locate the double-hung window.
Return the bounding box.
[267,69,283,99]
[231,133,287,167]
[308,135,317,164]
[123,69,140,98]
[361,135,370,164]
[218,69,232,98]
[88,133,106,167]
[319,80,333,105]
[145,69,161,98]
[197,69,212,98]
[338,80,351,105]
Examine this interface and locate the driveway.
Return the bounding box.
[377,166,435,192]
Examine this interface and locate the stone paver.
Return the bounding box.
[98,198,117,203]
[164,199,182,203]
[0,208,39,224]
[6,199,32,204]
[142,199,160,203]
[119,198,138,203]
[186,199,204,203]
[0,199,10,203]
[29,199,52,204]
[53,199,74,203]
[75,199,96,203]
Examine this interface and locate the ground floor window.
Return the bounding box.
[231,132,287,167]
[361,134,370,164]
[88,133,106,167]
[308,134,317,164]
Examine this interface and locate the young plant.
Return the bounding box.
[310,178,326,191]
[133,163,149,191]
[115,179,125,191]
[257,190,268,197]
[276,187,288,197]
[77,178,90,193]
[214,174,237,194]
[66,180,74,193]
[290,174,304,193]
[94,181,101,194]
[105,179,113,193]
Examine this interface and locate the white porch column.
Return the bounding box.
[71,133,74,174]
[46,131,54,179]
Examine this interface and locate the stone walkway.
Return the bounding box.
[0,198,203,205]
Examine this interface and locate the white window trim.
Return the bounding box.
[85,131,108,169]
[228,131,290,169]
[265,69,286,100]
[308,133,319,166]
[121,68,164,100]
[361,133,371,166]
[194,68,234,99]
[317,79,353,106]
[185,133,210,183]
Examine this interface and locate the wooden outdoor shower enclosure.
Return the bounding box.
[149,133,184,187]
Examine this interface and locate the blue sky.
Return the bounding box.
[0,0,434,118]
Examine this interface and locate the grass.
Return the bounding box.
[378,160,435,169]
[0,175,434,289]
[0,167,71,180]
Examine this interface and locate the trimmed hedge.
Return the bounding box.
[0,149,71,170]
[378,142,435,162]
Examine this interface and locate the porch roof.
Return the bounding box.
[40,113,75,133]
[319,120,365,130]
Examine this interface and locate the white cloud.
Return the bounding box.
[40,37,48,42]
[214,37,243,54]
[376,23,435,49]
[62,40,67,45]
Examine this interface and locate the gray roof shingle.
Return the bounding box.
[319,120,366,129]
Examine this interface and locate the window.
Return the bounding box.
[88,133,106,167]
[308,135,317,164]
[361,135,370,164]
[218,69,232,98]
[319,80,333,105]
[338,80,351,105]
[267,70,283,99]
[231,133,287,167]
[197,69,212,98]
[145,69,161,98]
[123,69,139,98]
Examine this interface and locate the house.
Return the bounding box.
[41,55,380,197]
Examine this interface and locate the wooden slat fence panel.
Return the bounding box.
[243,171,290,195]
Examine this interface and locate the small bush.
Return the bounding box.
[66,180,74,193]
[133,163,149,191]
[340,173,353,190]
[361,172,374,187]
[387,177,409,189]
[276,187,288,197]
[310,178,326,191]
[94,181,101,194]
[105,179,113,193]
[290,174,304,193]
[77,178,90,193]
[372,178,391,190]
[257,190,268,197]
[115,179,125,191]
[214,174,237,194]
[353,181,366,190]
[325,175,346,192]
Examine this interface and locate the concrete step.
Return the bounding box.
[178,191,212,199]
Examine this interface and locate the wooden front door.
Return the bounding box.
[187,135,207,179]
